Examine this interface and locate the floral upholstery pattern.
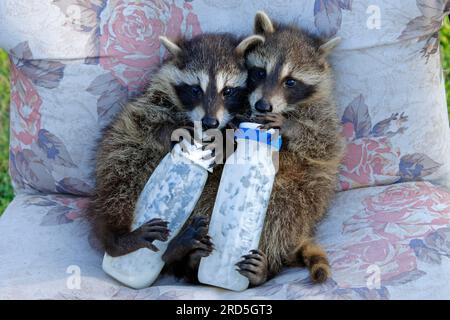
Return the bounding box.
[0,0,449,194]
[0,182,449,299]
[0,0,450,299]
[326,182,450,292]
[339,96,443,190]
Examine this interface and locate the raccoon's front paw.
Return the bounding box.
[236,249,268,287]
[175,128,219,170]
[183,217,214,270]
[107,218,170,256]
[256,113,292,133]
[162,217,213,265]
[131,218,171,252]
[186,236,215,271]
[201,137,224,169]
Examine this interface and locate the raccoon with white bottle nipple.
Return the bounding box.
[86,32,264,283]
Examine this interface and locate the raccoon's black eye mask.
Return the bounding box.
[174,82,247,113]
[283,79,316,104]
[222,87,237,97]
[247,65,317,104]
[248,67,267,84]
[223,87,248,113]
[174,84,203,110]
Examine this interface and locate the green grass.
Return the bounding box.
[441,17,450,120]
[1,24,450,215]
[0,49,13,215]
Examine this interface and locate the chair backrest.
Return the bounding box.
[0,0,449,196]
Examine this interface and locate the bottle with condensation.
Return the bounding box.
[198,122,281,291]
[102,140,213,289]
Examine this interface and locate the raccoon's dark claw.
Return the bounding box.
[186,236,214,267]
[256,113,285,130]
[140,218,170,240]
[106,218,170,257]
[133,218,170,251]
[162,217,213,264]
[236,249,268,287]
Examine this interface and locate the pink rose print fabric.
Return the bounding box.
[24,194,89,226]
[9,59,43,146]
[9,42,65,146]
[52,0,202,126]
[326,182,450,295]
[98,0,202,94]
[7,0,205,194]
[339,95,442,191]
[1,0,450,299]
[3,0,450,195]
[3,181,449,299]
[87,0,202,126]
[8,42,83,194]
[349,182,450,241]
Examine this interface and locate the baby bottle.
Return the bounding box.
[198,122,281,291]
[102,138,213,289]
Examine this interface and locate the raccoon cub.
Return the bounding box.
[235,12,345,285]
[87,33,264,273]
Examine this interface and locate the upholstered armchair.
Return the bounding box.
[0,0,449,299]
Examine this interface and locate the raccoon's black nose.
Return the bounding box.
[202,116,219,129]
[255,99,272,113]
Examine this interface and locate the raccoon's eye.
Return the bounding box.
[284,78,297,88]
[222,87,237,97]
[190,85,202,96]
[250,67,266,81]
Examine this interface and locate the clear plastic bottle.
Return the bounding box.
[102,141,212,289]
[198,122,281,291]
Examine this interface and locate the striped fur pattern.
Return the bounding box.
[86,33,260,261]
[246,12,345,283]
[174,14,344,285]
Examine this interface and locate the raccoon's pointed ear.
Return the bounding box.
[159,36,182,57]
[319,37,341,57]
[254,11,275,35]
[235,35,265,56]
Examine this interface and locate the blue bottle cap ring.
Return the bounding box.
[234,122,282,151]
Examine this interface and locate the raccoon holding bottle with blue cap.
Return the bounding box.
[87,32,266,286]
[236,12,344,286]
[199,12,345,289]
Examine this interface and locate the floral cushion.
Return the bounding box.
[1,0,450,300]
[0,181,449,299]
[0,0,449,196]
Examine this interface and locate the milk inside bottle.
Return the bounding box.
[102,139,213,289]
[198,122,281,291]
